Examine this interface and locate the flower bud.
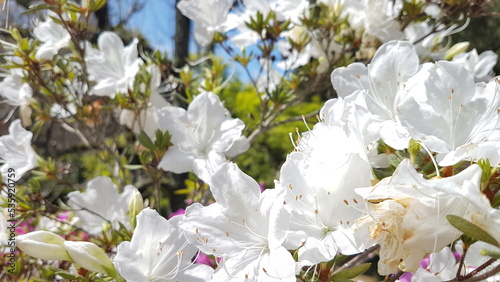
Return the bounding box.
[64,241,118,277]
[128,189,144,228]
[17,231,71,261]
[444,42,470,60]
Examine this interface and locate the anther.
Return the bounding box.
[343,199,349,205]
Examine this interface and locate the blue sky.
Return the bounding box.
[109,0,177,53]
[107,0,256,82]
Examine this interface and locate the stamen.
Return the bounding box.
[302,115,312,131]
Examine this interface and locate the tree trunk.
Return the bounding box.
[174,0,190,68]
[94,1,110,31]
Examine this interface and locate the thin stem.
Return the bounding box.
[333,245,380,274]
[445,259,499,282]
[386,270,404,282]
[456,243,469,279]
[461,258,498,281]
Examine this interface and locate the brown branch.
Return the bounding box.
[333,244,381,274]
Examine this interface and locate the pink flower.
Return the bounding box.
[195,252,215,268]
[168,208,185,219]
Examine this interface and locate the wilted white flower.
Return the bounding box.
[354,159,486,275]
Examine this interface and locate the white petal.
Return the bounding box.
[209,162,261,217]
[158,145,195,173]
[330,62,369,98]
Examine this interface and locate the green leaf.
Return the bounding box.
[21,4,56,15]
[477,158,492,186]
[66,3,83,13]
[137,131,155,151]
[446,215,500,247]
[387,153,403,168]
[89,0,107,12]
[331,263,371,281]
[492,194,500,208]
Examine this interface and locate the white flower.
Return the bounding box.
[228,0,309,50]
[244,0,309,23]
[67,176,139,235]
[179,163,296,281]
[399,62,500,166]
[330,40,420,149]
[278,123,372,265]
[411,247,458,282]
[0,119,39,182]
[353,159,485,275]
[158,91,249,183]
[114,208,214,282]
[405,20,457,59]
[318,90,389,167]
[33,15,71,60]
[413,243,500,281]
[0,61,33,124]
[177,0,234,46]
[85,32,143,97]
[119,66,169,140]
[452,49,498,82]
[16,231,71,261]
[120,107,162,140]
[340,0,403,42]
[65,241,117,277]
[0,69,32,108]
